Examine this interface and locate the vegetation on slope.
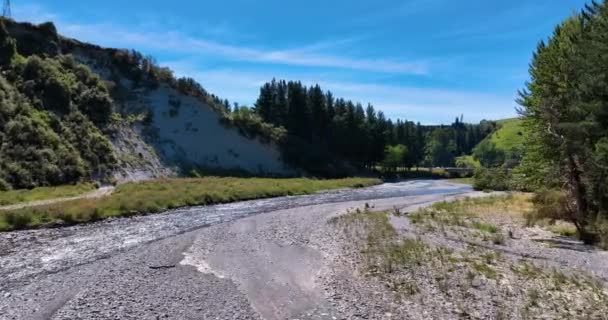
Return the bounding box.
[486,118,525,152]
[0,21,117,190]
[0,177,380,231]
[467,118,529,191]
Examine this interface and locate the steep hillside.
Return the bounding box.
[470,118,525,166]
[485,118,525,153]
[0,19,294,189]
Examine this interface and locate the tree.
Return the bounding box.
[0,21,16,67]
[254,82,274,124]
[286,81,310,140]
[517,7,605,241]
[249,79,495,175]
[308,84,327,142]
[382,144,408,174]
[425,128,456,167]
[472,140,505,167]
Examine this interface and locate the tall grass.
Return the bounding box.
[0,177,380,231]
[0,183,96,206]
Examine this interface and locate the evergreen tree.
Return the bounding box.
[0,22,16,67]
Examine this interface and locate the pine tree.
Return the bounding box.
[0,22,16,67]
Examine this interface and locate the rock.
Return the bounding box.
[471,277,484,288]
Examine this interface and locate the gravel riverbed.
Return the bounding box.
[1,180,603,319]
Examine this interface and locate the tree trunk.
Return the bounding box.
[566,154,593,243]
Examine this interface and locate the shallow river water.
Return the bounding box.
[0,180,471,289]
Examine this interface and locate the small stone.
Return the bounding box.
[471,277,484,288]
[4,292,10,298]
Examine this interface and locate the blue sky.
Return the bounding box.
[16,0,588,124]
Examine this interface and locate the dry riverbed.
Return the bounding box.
[327,194,608,319]
[0,181,606,319]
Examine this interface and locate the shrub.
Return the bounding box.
[592,219,608,250]
[473,167,509,191]
[529,189,602,244]
[529,189,572,225]
[0,176,11,191]
[491,232,506,245]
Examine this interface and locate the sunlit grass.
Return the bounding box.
[445,177,474,185]
[0,183,96,206]
[0,177,380,231]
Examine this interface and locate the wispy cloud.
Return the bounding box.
[13,1,519,123]
[15,3,428,75]
[165,65,516,124]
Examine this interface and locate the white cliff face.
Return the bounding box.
[73,51,294,180]
[143,85,294,175]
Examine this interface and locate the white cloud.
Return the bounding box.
[164,65,516,124]
[14,2,517,123]
[13,3,428,75]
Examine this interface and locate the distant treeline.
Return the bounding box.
[244,79,495,174]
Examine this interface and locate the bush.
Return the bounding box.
[529,189,599,244]
[595,221,608,250]
[0,176,11,191]
[529,189,572,224]
[473,167,509,191]
[0,51,118,189]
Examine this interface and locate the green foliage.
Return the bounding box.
[0,177,10,191]
[473,167,509,191]
[455,155,480,169]
[472,140,505,168]
[0,21,16,67]
[469,118,530,191]
[382,144,408,173]
[0,29,117,189]
[252,80,494,174]
[221,107,287,143]
[0,177,381,231]
[516,3,608,242]
[487,119,526,152]
[425,127,457,167]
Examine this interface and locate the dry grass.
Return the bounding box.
[330,206,608,319]
[0,177,380,231]
[409,194,535,242]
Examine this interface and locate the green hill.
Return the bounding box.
[486,118,526,153]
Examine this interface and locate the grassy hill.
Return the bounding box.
[485,118,525,153]
[456,118,525,170]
